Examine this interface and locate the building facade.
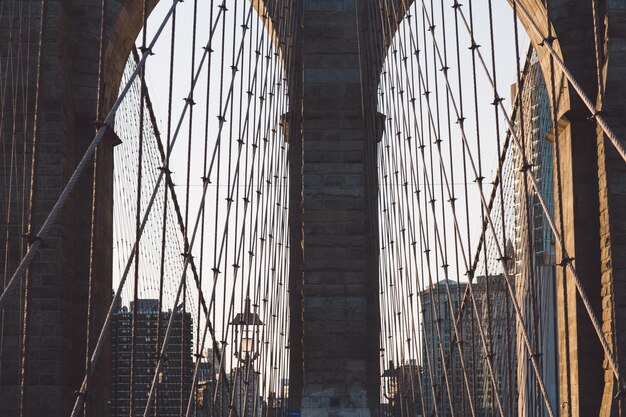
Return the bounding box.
[231,363,262,417]
[383,361,422,417]
[420,277,517,417]
[111,299,193,417]
[420,279,467,417]
[512,50,560,417]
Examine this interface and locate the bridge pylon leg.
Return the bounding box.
[287,1,383,417]
[516,1,626,416]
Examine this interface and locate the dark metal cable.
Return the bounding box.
[0,0,182,311]
[18,1,47,416]
[509,0,625,162]
[417,4,559,415]
[81,0,108,414]
[153,3,177,412]
[454,1,622,389]
[128,0,150,412]
[68,6,228,416]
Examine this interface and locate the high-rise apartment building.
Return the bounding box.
[111,299,193,417]
[512,49,560,417]
[420,279,467,417]
[420,276,516,417]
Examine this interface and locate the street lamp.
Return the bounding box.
[229,297,264,362]
[382,360,398,400]
[382,360,398,417]
[229,297,264,417]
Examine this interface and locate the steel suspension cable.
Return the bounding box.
[0,0,182,311]
[68,6,233,416]
[380,3,564,416]
[452,0,623,389]
[18,1,47,415]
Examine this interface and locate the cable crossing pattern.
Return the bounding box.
[1,1,625,417]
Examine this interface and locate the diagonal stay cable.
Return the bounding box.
[0,0,183,310]
[453,2,624,389]
[379,6,500,414]
[376,12,467,415]
[143,4,284,415]
[508,0,626,163]
[379,5,467,414]
[136,44,210,335]
[183,6,291,416]
[385,3,558,415]
[413,2,559,415]
[420,1,619,414]
[67,6,236,416]
[435,46,532,373]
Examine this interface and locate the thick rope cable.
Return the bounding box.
[509,0,625,163]
[0,0,182,311]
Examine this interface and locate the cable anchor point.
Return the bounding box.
[138,45,154,56]
[23,233,46,248]
[588,109,606,120]
[540,35,556,47]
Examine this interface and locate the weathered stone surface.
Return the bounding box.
[515,1,626,416]
[295,1,382,417]
[0,0,155,415]
[2,2,626,417]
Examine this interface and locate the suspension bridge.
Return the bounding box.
[1,0,625,417]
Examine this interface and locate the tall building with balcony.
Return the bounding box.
[511,48,560,417]
[111,299,193,417]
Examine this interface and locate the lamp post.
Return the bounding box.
[229,297,264,417]
[382,361,398,417]
[230,297,263,362]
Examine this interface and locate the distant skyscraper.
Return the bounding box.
[420,279,468,417]
[512,49,559,417]
[420,277,516,417]
[193,348,234,417]
[111,299,193,417]
[473,275,518,417]
[231,363,262,417]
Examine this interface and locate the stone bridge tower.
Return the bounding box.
[1,1,625,417]
[0,0,156,416]
[514,1,626,416]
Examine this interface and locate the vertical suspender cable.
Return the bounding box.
[19,2,47,415]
